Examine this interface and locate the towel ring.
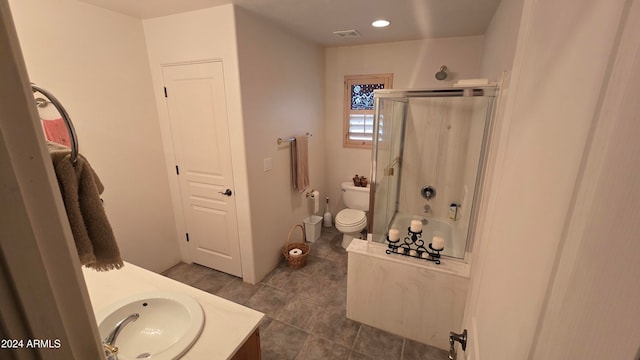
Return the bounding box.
[31,84,79,165]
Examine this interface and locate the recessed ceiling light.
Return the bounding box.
[372,19,390,28]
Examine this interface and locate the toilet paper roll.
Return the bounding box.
[311,190,320,213]
[289,248,303,257]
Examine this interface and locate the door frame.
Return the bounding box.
[0,2,104,357]
[149,54,258,283]
[160,60,242,276]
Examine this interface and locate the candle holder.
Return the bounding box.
[385,227,443,265]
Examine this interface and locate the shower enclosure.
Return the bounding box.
[369,87,496,261]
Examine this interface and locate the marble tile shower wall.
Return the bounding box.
[399,98,474,219]
[163,227,447,360]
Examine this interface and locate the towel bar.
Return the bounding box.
[277,132,312,145]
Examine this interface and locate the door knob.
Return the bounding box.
[219,189,232,197]
[448,329,467,360]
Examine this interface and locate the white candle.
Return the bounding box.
[388,229,400,241]
[421,252,429,259]
[397,247,404,254]
[432,236,445,250]
[410,220,423,233]
[409,249,417,256]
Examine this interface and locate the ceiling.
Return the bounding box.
[77,0,502,47]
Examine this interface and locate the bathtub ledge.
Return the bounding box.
[347,239,470,279]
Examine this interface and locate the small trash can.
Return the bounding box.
[304,215,323,243]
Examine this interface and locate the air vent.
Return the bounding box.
[333,29,360,38]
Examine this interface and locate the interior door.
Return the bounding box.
[162,61,242,277]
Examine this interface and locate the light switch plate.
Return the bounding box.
[263,157,272,172]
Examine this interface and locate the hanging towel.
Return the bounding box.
[42,118,71,147]
[291,135,309,192]
[47,142,123,271]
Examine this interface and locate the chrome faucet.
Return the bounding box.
[103,313,139,360]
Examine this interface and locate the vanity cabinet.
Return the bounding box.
[230,329,261,360]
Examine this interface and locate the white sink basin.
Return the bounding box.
[96,291,205,360]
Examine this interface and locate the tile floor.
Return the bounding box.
[162,226,448,360]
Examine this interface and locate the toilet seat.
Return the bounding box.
[335,209,367,232]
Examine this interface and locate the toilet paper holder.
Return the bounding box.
[306,190,321,213]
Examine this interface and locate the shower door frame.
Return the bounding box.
[369,86,498,260]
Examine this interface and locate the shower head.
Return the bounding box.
[435,65,448,81]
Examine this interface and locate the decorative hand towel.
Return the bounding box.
[42,118,71,147]
[291,135,309,192]
[47,142,123,271]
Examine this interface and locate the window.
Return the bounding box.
[343,73,393,148]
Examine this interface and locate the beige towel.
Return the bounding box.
[47,142,123,271]
[291,135,309,192]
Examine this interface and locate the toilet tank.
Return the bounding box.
[341,182,370,211]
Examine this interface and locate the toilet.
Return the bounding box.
[335,181,370,249]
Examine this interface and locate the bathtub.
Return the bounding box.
[346,234,470,350]
[376,214,465,259]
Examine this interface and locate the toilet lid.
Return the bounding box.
[336,209,367,226]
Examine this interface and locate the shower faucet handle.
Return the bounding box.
[421,186,436,200]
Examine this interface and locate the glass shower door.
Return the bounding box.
[370,98,406,242]
[369,89,496,260]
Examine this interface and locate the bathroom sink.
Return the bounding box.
[96,291,205,360]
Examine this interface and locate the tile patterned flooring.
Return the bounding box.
[162,226,448,360]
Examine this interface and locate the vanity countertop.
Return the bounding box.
[82,262,264,359]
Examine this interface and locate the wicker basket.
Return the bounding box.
[282,224,310,269]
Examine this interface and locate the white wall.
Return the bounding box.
[480,0,525,82]
[234,8,326,282]
[462,0,633,358]
[324,37,485,215]
[8,0,179,273]
[531,0,640,357]
[143,5,325,283]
